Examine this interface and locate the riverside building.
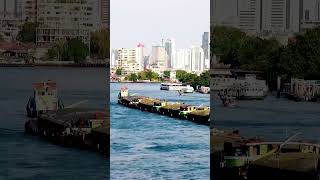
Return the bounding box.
[36,0,99,47]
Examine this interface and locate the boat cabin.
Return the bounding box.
[32,81,58,111]
[119,87,129,98]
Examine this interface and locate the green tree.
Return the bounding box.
[90,28,110,59]
[67,38,89,63]
[116,68,122,75]
[211,26,246,67]
[198,71,210,87]
[163,70,171,77]
[46,38,88,63]
[176,70,188,82]
[17,22,37,43]
[145,70,158,81]
[138,71,147,80]
[128,73,138,82]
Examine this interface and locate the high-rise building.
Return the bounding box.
[190,46,205,73]
[36,0,99,47]
[212,0,305,37]
[136,43,145,70]
[148,45,168,71]
[164,38,176,69]
[100,0,109,28]
[202,32,209,60]
[176,49,191,72]
[111,49,118,67]
[238,0,261,34]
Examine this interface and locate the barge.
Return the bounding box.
[24,81,109,157]
[211,128,320,180]
[118,87,210,126]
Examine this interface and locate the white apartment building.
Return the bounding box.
[115,47,141,74]
[36,0,99,47]
[190,46,205,73]
[175,49,191,72]
[136,43,144,70]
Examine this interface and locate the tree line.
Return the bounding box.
[212,26,320,88]
[122,69,210,88]
[15,22,109,62]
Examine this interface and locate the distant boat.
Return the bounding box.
[179,85,194,94]
[160,83,194,93]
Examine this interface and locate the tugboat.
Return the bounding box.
[26,80,64,118]
[118,87,129,104]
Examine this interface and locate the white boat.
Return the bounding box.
[180,85,194,93]
[160,83,184,91]
[212,75,268,100]
[160,83,194,92]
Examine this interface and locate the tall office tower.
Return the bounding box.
[36,0,99,47]
[148,46,169,71]
[238,0,261,34]
[100,0,109,28]
[202,32,209,60]
[110,49,118,68]
[136,43,145,70]
[176,49,191,71]
[164,38,176,69]
[261,0,287,33]
[211,0,239,26]
[190,46,205,73]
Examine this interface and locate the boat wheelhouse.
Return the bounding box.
[179,105,197,118]
[26,80,64,118]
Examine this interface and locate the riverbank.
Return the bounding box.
[111,81,161,83]
[0,62,106,68]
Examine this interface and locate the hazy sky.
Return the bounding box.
[111,0,210,50]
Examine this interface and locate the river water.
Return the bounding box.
[212,94,320,142]
[110,83,210,179]
[0,67,109,180]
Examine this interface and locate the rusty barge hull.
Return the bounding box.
[25,108,109,157]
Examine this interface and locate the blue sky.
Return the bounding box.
[111,0,210,49]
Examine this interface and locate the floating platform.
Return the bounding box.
[118,88,210,126]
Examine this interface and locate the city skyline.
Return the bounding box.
[111,0,209,49]
[111,32,209,75]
